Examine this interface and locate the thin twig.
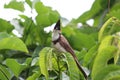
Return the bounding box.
[57,55,62,80]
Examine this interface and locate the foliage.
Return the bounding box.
[0,0,120,80]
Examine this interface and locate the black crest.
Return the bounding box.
[54,19,60,30]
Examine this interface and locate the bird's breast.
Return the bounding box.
[54,42,66,53]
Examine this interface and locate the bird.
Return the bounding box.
[52,19,88,80]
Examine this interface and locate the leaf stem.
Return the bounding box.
[57,55,62,80]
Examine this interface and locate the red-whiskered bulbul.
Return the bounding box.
[52,19,87,79]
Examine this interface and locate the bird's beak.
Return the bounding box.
[54,19,60,30]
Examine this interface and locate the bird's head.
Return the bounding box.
[52,19,61,41]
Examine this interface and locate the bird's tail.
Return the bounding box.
[69,51,88,80]
[74,57,88,80]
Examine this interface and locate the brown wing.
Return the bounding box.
[59,35,88,79]
[59,35,76,58]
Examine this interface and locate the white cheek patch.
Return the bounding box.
[52,31,59,41]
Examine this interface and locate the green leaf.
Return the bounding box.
[0,37,28,53]
[0,64,11,80]
[25,0,32,8]
[98,17,113,41]
[19,15,29,20]
[4,0,25,12]
[35,2,49,14]
[83,45,98,68]
[106,2,120,20]
[39,47,53,79]
[92,36,117,79]
[98,17,120,41]
[35,2,59,27]
[6,58,31,77]
[22,17,37,46]
[27,71,41,80]
[107,9,120,20]
[74,0,108,23]
[24,58,32,65]
[49,11,60,23]
[93,15,101,27]
[51,56,59,71]
[62,27,96,50]
[98,36,113,51]
[93,65,120,80]
[64,52,81,80]
[31,57,39,66]
[105,71,120,80]
[114,38,120,64]
[76,49,87,61]
[0,32,10,40]
[0,54,4,62]
[92,44,117,79]
[111,2,120,11]
[72,31,96,50]
[0,19,14,33]
[26,66,41,80]
[36,14,51,27]
[6,59,26,77]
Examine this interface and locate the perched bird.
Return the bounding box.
[52,19,87,79]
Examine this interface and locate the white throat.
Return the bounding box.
[52,30,60,41]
